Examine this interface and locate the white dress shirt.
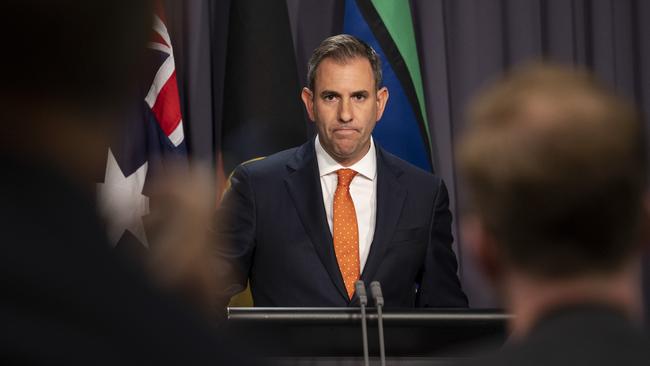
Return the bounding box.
[315,135,377,271]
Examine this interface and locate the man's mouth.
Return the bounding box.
[333,128,358,136]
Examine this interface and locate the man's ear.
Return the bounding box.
[462,215,503,285]
[375,86,389,121]
[301,87,315,122]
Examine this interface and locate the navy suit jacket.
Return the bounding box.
[216,139,467,308]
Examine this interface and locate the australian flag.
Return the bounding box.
[97,6,186,252]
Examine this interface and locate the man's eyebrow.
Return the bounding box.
[320,90,341,97]
[351,90,370,97]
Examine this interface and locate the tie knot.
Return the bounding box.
[336,168,357,187]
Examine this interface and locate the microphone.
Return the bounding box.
[355,280,370,366]
[370,281,386,366]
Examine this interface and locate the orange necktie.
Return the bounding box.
[333,168,360,299]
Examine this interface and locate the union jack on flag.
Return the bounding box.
[146,13,184,147]
[97,6,187,251]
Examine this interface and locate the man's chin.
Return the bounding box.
[331,147,365,165]
[331,146,356,158]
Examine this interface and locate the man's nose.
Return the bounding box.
[338,98,353,123]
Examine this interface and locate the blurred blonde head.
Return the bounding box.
[458,64,647,279]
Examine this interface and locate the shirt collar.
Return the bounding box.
[315,134,377,180]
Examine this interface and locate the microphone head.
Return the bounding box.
[355,280,368,305]
[370,281,384,306]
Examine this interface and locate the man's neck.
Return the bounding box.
[503,262,643,339]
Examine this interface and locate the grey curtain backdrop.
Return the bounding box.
[165,0,650,310]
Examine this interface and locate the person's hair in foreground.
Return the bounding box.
[0,1,149,109]
[458,64,647,279]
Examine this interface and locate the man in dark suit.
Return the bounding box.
[456,64,650,365]
[216,34,467,308]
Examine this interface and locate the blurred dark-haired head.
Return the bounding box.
[0,0,152,185]
[0,0,151,109]
[458,64,647,279]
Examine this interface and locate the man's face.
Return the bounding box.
[301,57,388,166]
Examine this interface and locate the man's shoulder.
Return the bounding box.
[234,142,310,178]
[377,146,442,187]
[458,308,650,366]
[238,148,295,170]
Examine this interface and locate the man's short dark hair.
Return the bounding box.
[306,34,382,91]
[458,64,647,278]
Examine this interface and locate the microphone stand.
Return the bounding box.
[355,280,370,366]
[370,281,386,366]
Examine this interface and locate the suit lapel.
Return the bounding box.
[284,141,349,301]
[361,147,406,283]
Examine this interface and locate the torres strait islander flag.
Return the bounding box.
[97,5,187,251]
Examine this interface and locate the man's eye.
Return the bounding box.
[354,95,366,101]
[323,95,336,101]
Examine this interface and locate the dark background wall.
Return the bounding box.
[163,0,650,310]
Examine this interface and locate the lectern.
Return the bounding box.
[224,308,510,365]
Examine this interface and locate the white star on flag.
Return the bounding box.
[97,149,150,247]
